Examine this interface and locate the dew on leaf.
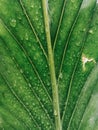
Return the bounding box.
[17,13,22,20]
[18,16,22,20]
[71,0,75,3]
[28,43,31,47]
[35,11,38,15]
[89,117,95,127]
[10,19,16,27]
[42,36,45,41]
[82,28,86,32]
[28,83,31,88]
[14,80,17,86]
[20,69,23,73]
[25,102,29,106]
[25,33,29,40]
[54,110,57,116]
[26,71,29,74]
[32,103,35,106]
[31,4,34,8]
[59,72,63,79]
[31,46,36,51]
[47,81,50,86]
[76,42,80,47]
[81,0,93,9]
[39,5,41,9]
[89,29,93,34]
[29,76,32,80]
[7,70,11,74]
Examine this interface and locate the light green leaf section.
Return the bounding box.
[0,0,98,130]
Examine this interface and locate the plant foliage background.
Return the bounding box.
[0,0,98,130]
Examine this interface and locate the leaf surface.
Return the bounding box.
[0,0,98,130]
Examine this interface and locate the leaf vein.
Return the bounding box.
[0,73,41,130]
[0,39,54,127]
[18,0,48,60]
[62,3,96,125]
[0,19,52,102]
[53,0,67,50]
[58,1,83,80]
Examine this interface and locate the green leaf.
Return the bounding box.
[0,0,98,130]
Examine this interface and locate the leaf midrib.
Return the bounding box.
[42,0,62,130]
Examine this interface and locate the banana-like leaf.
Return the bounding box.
[0,0,98,130]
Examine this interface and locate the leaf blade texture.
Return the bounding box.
[0,0,98,130]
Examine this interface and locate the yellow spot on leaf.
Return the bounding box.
[82,54,96,71]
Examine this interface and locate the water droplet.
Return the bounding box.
[26,71,29,74]
[34,56,37,60]
[54,110,57,116]
[82,28,86,32]
[31,4,34,8]
[32,46,36,51]
[39,6,41,9]
[16,73,19,76]
[20,69,23,73]
[10,19,16,27]
[28,83,31,88]
[35,17,38,21]
[59,72,63,79]
[26,102,29,106]
[32,103,35,106]
[47,81,50,86]
[29,76,32,80]
[89,29,93,34]
[71,0,75,3]
[7,70,11,74]
[40,15,42,19]
[14,80,17,86]
[36,11,38,15]
[25,33,29,40]
[18,16,22,20]
[76,42,80,47]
